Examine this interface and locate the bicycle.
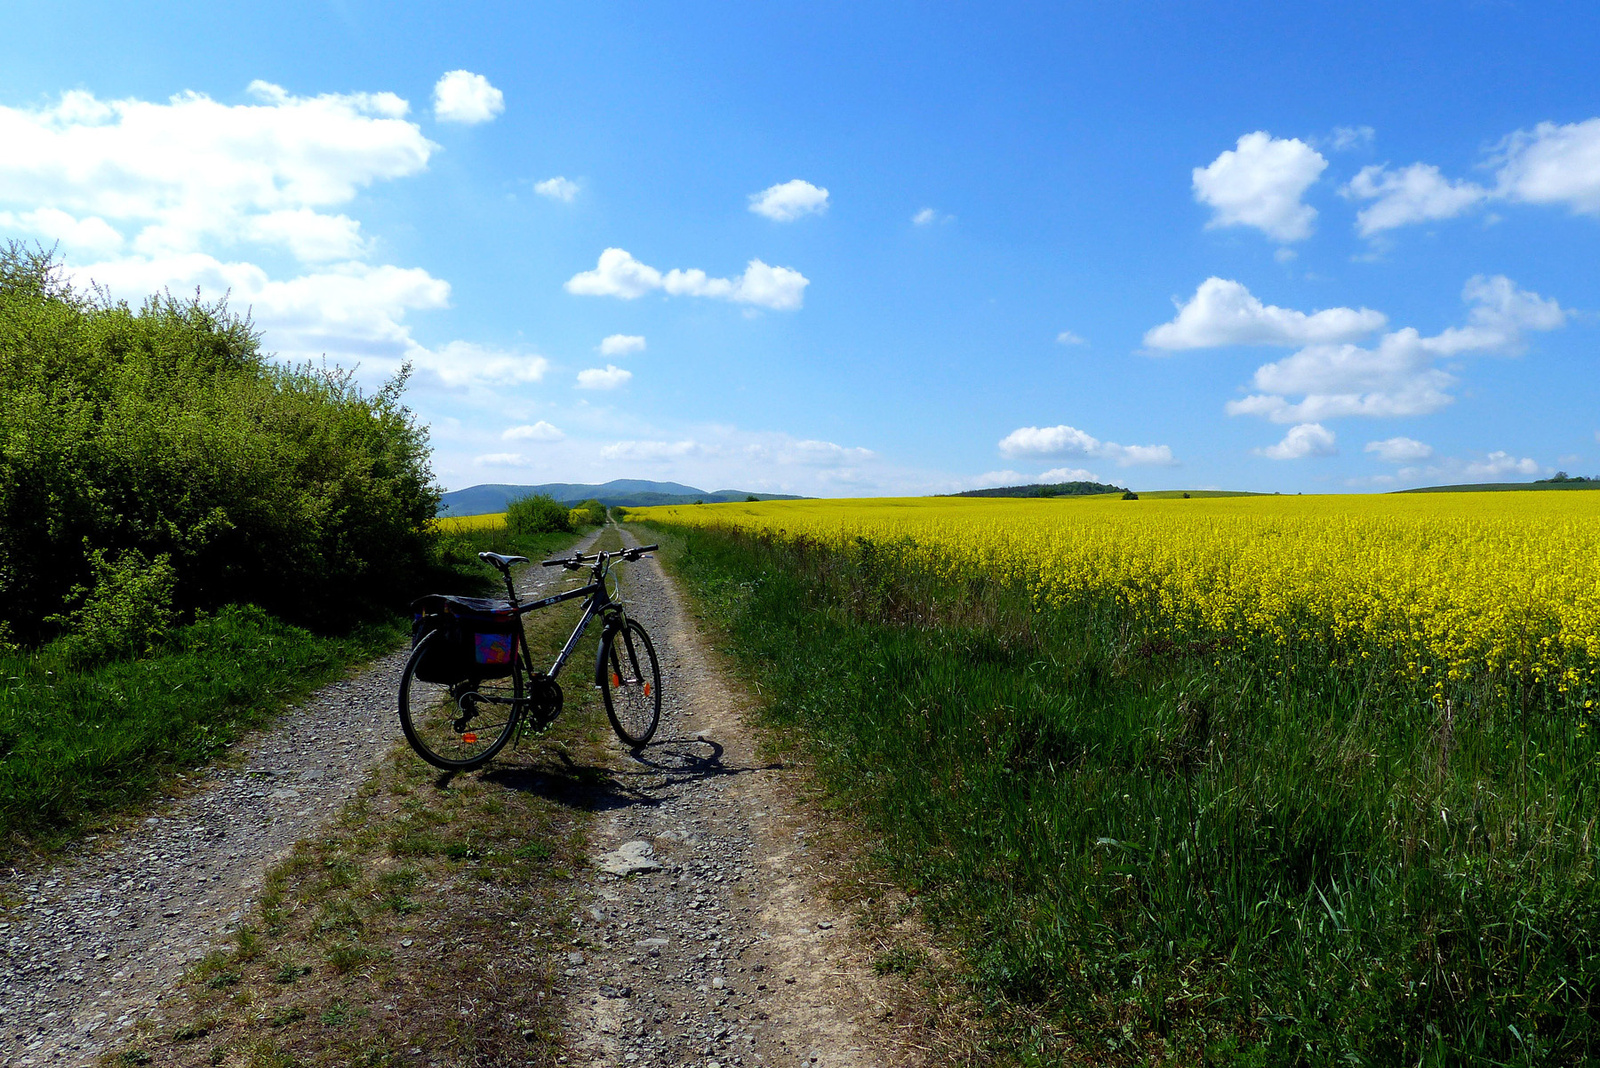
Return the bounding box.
[398,543,663,770]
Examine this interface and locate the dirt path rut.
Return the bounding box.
[563,538,903,1068]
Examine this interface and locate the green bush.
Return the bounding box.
[505,493,573,535]
[570,498,606,527]
[0,244,439,640]
[46,547,178,665]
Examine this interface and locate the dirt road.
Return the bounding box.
[0,532,913,1066]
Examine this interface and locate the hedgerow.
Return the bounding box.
[0,243,440,647]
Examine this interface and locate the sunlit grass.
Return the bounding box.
[653,519,1600,1066]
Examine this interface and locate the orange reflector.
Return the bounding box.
[644,683,652,697]
[463,732,478,744]
[612,672,620,687]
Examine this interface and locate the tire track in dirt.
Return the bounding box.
[563,534,908,1068]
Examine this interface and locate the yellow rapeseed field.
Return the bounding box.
[434,512,506,533]
[635,493,1600,692]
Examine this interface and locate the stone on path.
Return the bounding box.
[595,840,663,876]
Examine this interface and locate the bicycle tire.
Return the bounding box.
[399,629,523,770]
[601,619,661,747]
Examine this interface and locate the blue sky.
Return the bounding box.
[3,1,1597,495]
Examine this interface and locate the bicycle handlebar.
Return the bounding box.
[540,544,659,568]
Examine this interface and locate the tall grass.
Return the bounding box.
[658,524,1600,1066]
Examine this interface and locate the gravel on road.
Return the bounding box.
[562,535,905,1068]
[0,532,603,1068]
[2,528,918,1067]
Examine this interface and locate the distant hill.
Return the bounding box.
[948,480,1127,499]
[438,480,805,516]
[1398,477,1600,494]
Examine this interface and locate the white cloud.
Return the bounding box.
[1256,423,1337,460]
[1144,277,1386,350]
[912,207,937,226]
[576,364,632,390]
[598,333,646,357]
[66,253,452,368]
[1104,444,1176,466]
[1056,330,1087,345]
[1193,132,1327,242]
[1339,118,1600,238]
[565,248,808,310]
[564,248,661,299]
[1329,125,1375,151]
[533,176,579,202]
[432,71,504,125]
[1000,425,1098,457]
[414,341,549,389]
[0,83,433,264]
[742,439,876,467]
[1365,437,1433,463]
[1494,118,1600,215]
[0,207,124,255]
[748,179,829,222]
[1345,163,1489,236]
[1462,451,1540,478]
[1226,275,1565,423]
[473,452,537,468]
[967,470,1028,488]
[599,439,703,463]
[239,208,368,261]
[1039,466,1101,482]
[998,424,1176,467]
[503,421,564,442]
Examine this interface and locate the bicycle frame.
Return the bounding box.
[498,556,628,689]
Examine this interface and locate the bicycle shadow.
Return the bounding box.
[477,734,781,813]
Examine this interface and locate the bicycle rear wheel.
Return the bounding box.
[399,630,522,770]
[601,620,661,747]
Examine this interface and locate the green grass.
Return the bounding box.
[650,522,1600,1066]
[0,525,590,859]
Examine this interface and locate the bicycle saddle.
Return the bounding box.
[478,552,529,568]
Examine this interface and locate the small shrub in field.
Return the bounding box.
[46,547,177,665]
[571,498,607,526]
[505,494,573,535]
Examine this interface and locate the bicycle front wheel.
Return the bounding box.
[601,620,661,747]
[399,630,522,770]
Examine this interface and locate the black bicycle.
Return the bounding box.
[398,544,663,770]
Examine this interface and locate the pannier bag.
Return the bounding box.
[409,595,520,684]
